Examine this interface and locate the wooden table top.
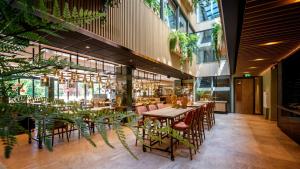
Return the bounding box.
[89,106,113,111]
[188,102,206,107]
[142,107,194,118]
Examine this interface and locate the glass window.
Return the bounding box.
[20,79,33,96]
[94,83,100,95]
[196,47,217,64]
[196,1,220,23]
[179,12,187,33]
[197,29,212,44]
[69,82,77,101]
[163,0,176,30]
[54,80,58,99]
[77,82,85,101]
[34,79,47,98]
[86,87,93,101]
[196,77,212,88]
[216,76,230,87]
[59,83,68,101]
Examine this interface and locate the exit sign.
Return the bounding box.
[244,73,252,78]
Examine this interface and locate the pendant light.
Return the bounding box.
[88,74,93,88]
[58,72,65,84]
[53,69,60,77]
[83,74,87,84]
[106,75,111,89]
[40,74,50,87]
[69,79,76,88]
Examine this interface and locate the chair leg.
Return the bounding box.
[61,128,64,139]
[52,129,55,147]
[135,127,139,146]
[188,130,193,160]
[66,126,69,142]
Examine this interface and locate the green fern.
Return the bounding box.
[52,0,61,17]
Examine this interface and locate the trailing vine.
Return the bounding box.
[169,31,199,67]
[211,22,224,61]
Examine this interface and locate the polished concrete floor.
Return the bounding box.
[1,113,300,169]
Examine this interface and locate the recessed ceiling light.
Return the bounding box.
[249,67,257,69]
[252,58,266,61]
[284,0,300,4]
[259,41,283,46]
[85,46,90,49]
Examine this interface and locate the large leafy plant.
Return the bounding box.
[169,31,199,67]
[0,0,193,160]
[211,22,224,61]
[143,0,161,15]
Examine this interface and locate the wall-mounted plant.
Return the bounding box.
[169,31,199,68]
[211,22,225,62]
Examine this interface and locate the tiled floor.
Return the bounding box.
[1,113,300,169]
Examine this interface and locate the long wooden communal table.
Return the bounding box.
[142,107,195,161]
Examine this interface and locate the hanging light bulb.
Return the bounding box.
[106,75,111,89]
[88,74,93,88]
[40,74,49,87]
[83,74,87,84]
[53,69,60,77]
[69,79,76,88]
[58,72,65,84]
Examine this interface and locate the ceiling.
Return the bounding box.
[43,27,193,80]
[236,0,300,75]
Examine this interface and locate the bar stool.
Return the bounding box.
[173,110,196,160]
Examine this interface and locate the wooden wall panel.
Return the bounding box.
[43,0,195,76]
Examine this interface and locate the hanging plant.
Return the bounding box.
[169,31,199,68]
[143,0,161,15]
[99,0,121,12]
[211,22,225,62]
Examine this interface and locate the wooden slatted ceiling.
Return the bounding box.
[236,0,300,75]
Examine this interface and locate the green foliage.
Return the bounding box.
[144,0,160,15]
[52,0,60,17]
[211,23,224,62]
[169,31,199,67]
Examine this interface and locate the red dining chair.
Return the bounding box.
[173,110,196,160]
[136,106,148,115]
[148,104,158,111]
[156,103,166,109]
[203,103,212,130]
[135,106,148,146]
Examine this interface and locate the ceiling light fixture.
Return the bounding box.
[259,41,283,46]
[252,58,266,61]
[85,46,90,49]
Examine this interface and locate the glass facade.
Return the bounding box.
[196,29,219,64]
[196,75,231,111]
[178,11,187,33]
[163,0,176,30]
[196,47,217,64]
[196,0,220,23]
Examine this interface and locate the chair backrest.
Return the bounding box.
[157,103,165,109]
[136,106,148,115]
[148,104,158,111]
[184,110,195,125]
